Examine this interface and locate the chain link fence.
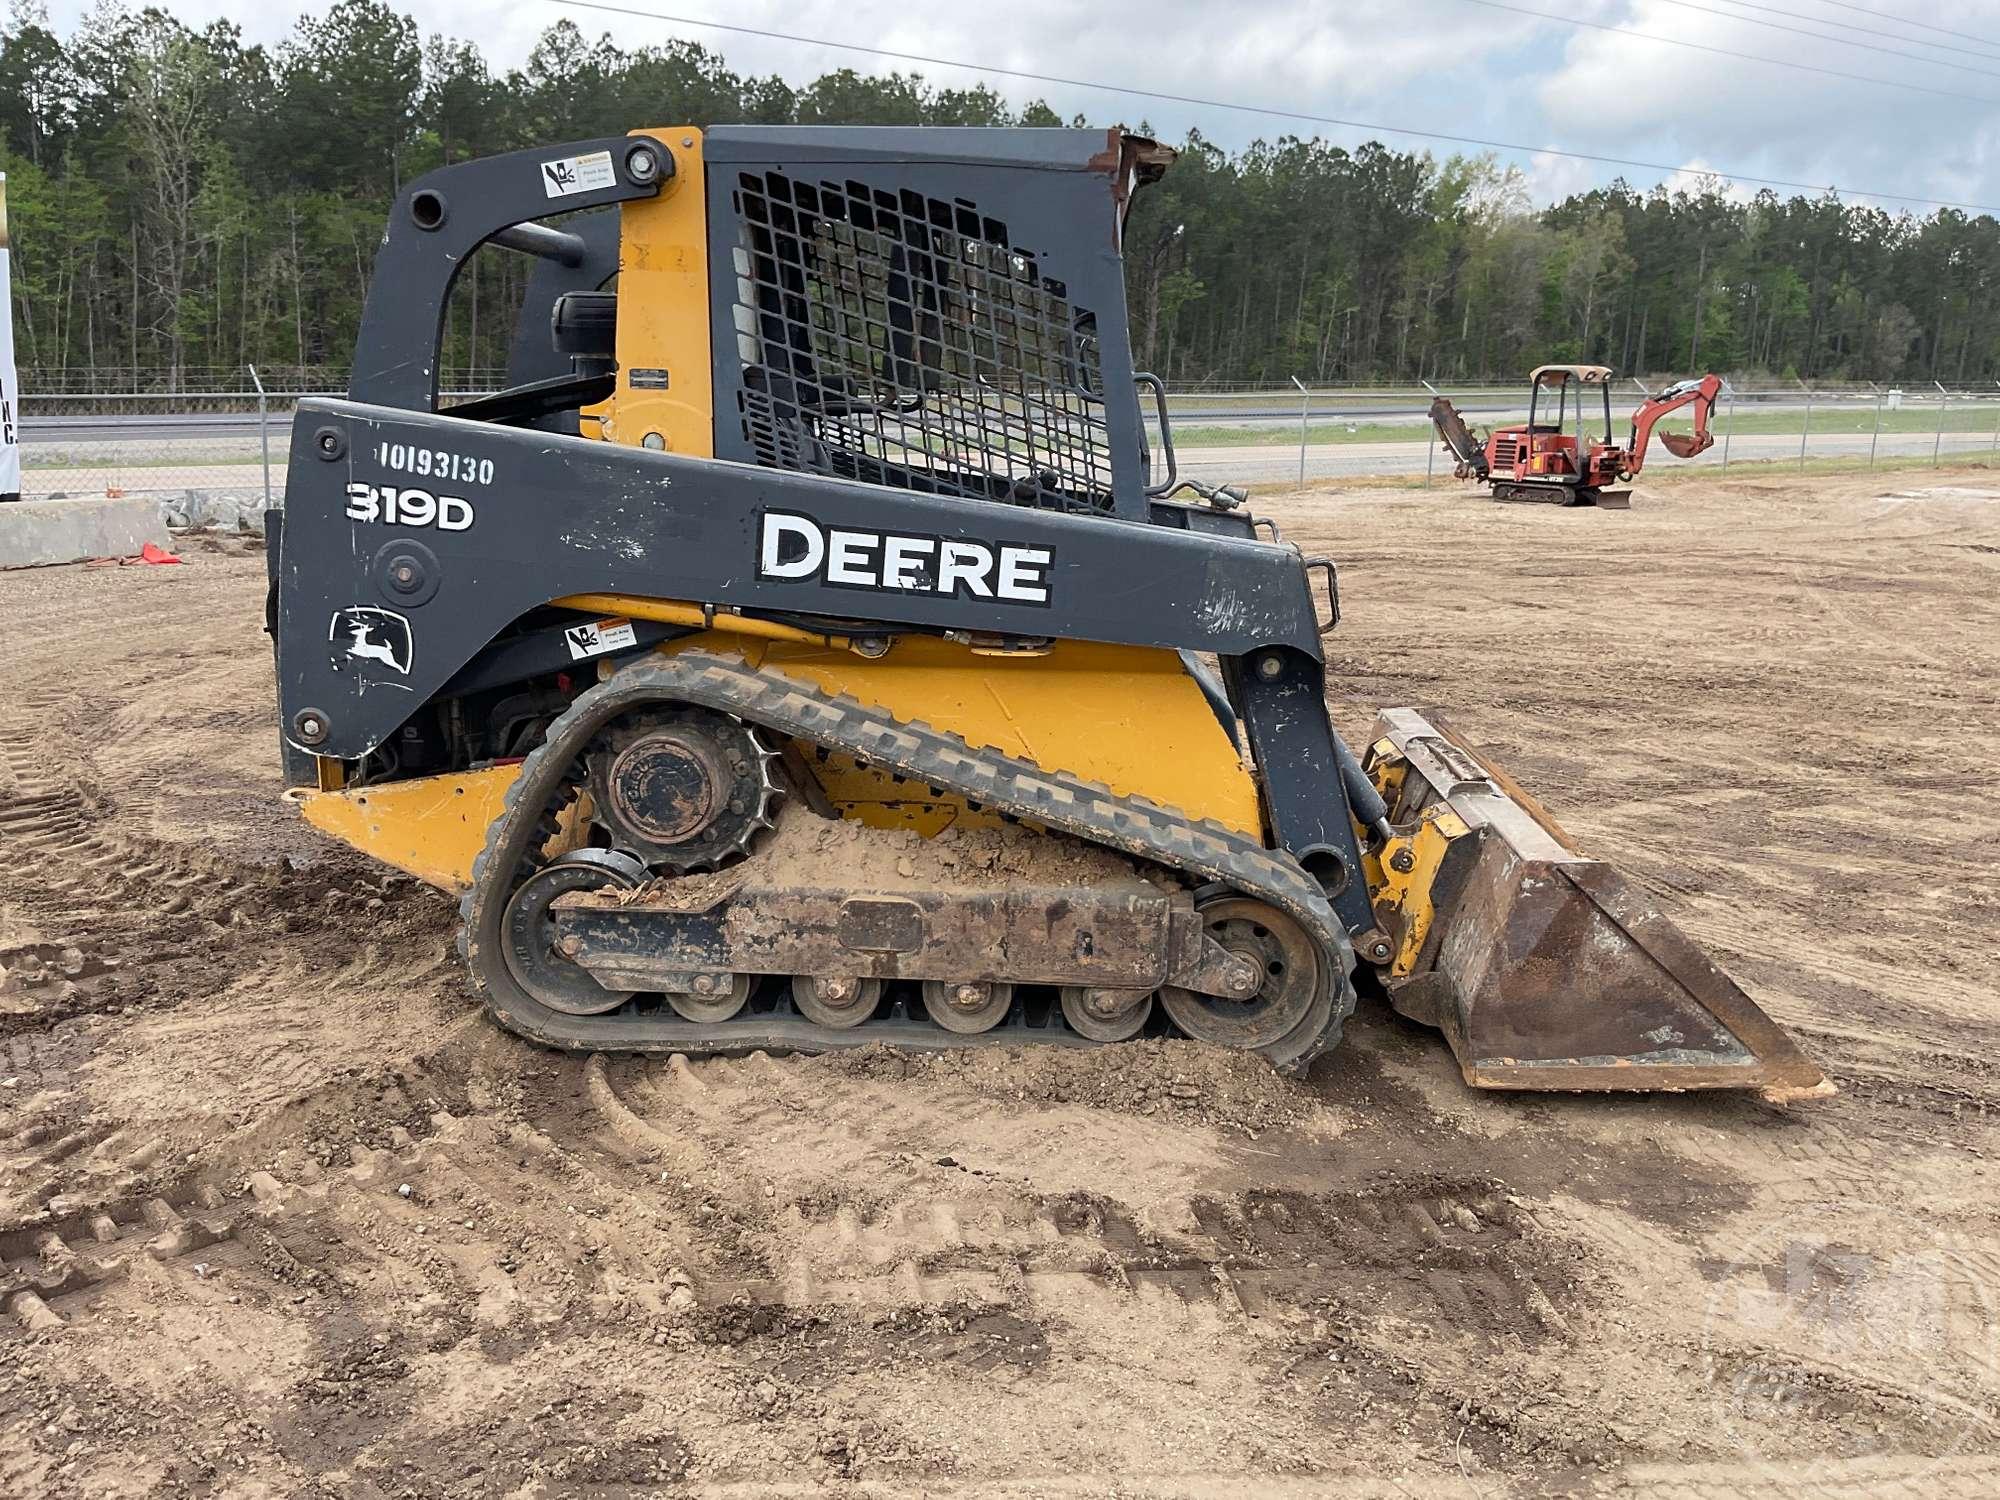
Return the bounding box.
[15,373,2000,520]
[1151,379,2000,488]
[17,388,281,527]
[13,370,505,527]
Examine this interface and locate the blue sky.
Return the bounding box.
[31,0,2000,215]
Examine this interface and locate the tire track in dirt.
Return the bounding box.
[0,561,470,1243]
[578,1051,1579,1351]
[4,480,2000,1495]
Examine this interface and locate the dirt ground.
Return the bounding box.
[2,465,1998,1498]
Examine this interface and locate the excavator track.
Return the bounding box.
[459,649,1356,1073]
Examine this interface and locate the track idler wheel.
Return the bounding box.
[791,975,883,1029]
[1060,985,1155,1042]
[921,980,1016,1034]
[501,849,647,1016]
[1160,895,1321,1050]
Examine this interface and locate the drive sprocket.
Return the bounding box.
[585,705,780,872]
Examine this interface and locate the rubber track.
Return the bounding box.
[459,650,1356,1072]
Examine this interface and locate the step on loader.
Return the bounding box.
[267,126,1825,1097]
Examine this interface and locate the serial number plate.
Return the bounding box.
[374,441,495,487]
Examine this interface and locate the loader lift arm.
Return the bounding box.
[1628,374,1723,472]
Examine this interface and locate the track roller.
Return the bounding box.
[664,973,754,1023]
[1060,985,1155,1042]
[791,975,883,1029]
[921,980,1015,1034]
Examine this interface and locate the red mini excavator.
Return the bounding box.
[1429,365,1722,508]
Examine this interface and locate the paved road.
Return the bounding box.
[26,427,1998,501]
[19,407,1479,446]
[20,414,261,444]
[20,391,1963,447]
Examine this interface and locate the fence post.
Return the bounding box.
[1870,392,1882,469]
[1799,389,1811,472]
[1290,375,1308,488]
[1720,382,1736,470]
[1991,381,1998,452]
[1934,380,1948,466]
[248,364,271,509]
[1419,378,1446,490]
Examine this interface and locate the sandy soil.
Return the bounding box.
[1,469,1998,1498]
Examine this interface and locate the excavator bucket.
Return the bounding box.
[1362,709,1829,1099]
[1656,429,1707,459]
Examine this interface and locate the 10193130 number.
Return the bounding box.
[375,441,496,487]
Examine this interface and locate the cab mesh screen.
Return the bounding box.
[727,170,1113,513]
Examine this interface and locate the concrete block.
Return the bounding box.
[0,496,174,569]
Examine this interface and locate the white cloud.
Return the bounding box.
[31,0,2000,214]
[1531,0,2000,211]
[1521,149,1595,204]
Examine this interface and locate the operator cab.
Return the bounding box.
[1525,364,1615,452]
[1485,363,1615,490]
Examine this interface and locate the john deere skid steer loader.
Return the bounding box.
[267,126,1825,1095]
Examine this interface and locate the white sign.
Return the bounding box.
[0,173,18,503]
[564,617,638,661]
[539,151,616,199]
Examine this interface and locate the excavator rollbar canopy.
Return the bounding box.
[1527,364,1613,384]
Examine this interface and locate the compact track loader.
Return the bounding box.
[268,126,1825,1095]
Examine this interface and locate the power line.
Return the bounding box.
[547,0,2000,215]
[1453,0,2000,106]
[1706,0,2000,61]
[1791,0,2000,54]
[1666,0,2000,75]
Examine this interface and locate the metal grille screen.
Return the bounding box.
[728,170,1114,512]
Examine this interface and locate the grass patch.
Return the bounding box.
[1673,406,2000,440]
[1170,420,1440,447]
[1165,403,2000,449]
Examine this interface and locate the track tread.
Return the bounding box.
[459,650,1356,1071]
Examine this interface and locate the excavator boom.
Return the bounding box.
[1631,374,1723,468]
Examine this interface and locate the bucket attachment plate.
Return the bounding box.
[1363,709,1828,1099]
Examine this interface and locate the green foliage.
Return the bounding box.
[3,3,1998,391]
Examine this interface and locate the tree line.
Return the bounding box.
[2,0,1995,392]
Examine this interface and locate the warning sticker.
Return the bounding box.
[564,617,638,661]
[540,150,617,198]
